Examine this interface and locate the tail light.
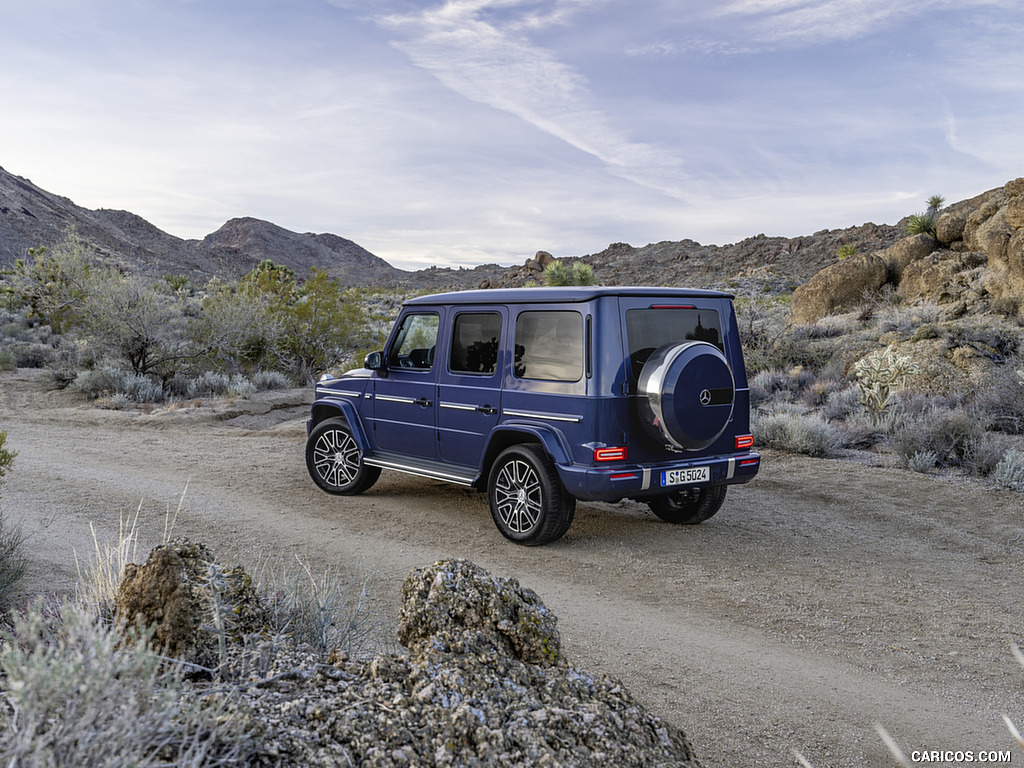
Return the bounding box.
[594,446,627,462]
[734,434,754,450]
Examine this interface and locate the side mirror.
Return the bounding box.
[365,351,387,376]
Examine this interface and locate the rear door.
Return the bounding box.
[437,308,505,468]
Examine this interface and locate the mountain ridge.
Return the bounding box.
[0,163,942,291]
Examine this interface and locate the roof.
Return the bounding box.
[404,286,733,306]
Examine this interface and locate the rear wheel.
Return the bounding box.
[488,444,575,546]
[647,485,727,525]
[306,418,381,495]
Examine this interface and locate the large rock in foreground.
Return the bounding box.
[115,539,269,669]
[239,558,702,767]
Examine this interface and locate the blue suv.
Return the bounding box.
[306,287,759,545]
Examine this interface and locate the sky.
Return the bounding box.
[1,0,1022,271]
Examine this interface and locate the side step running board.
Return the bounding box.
[364,456,478,487]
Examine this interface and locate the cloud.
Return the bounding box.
[707,0,1016,47]
[347,0,691,199]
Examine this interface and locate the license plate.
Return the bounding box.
[661,467,710,486]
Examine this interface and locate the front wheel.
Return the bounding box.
[306,418,381,495]
[647,485,727,525]
[487,444,575,546]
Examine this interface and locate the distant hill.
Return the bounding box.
[0,166,409,285]
[0,164,919,291]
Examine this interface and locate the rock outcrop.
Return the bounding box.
[115,548,702,767]
[791,178,1024,323]
[790,252,891,324]
[115,539,269,669]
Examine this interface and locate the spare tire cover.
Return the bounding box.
[637,341,735,450]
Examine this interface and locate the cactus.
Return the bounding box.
[852,344,919,425]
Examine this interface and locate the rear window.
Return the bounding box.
[514,311,583,381]
[626,307,723,381]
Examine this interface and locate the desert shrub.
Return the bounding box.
[970,362,1024,433]
[251,369,290,390]
[11,342,54,369]
[750,366,822,409]
[991,449,1024,492]
[820,384,863,422]
[0,601,258,766]
[226,375,256,397]
[253,557,393,658]
[886,406,985,470]
[734,296,790,374]
[274,269,369,382]
[71,367,165,402]
[904,212,937,237]
[542,259,597,286]
[800,378,844,407]
[77,270,191,377]
[0,349,14,371]
[190,285,280,375]
[9,234,93,333]
[0,431,26,608]
[852,344,919,425]
[753,411,845,457]
[947,323,1019,361]
[186,371,232,398]
[908,450,938,474]
[116,371,166,402]
[963,431,1011,478]
[749,369,795,407]
[70,367,119,398]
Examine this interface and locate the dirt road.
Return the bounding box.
[2,368,1022,767]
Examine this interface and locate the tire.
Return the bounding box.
[647,485,727,525]
[637,341,735,450]
[487,444,575,546]
[306,418,381,495]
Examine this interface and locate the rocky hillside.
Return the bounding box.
[2,162,1015,296]
[0,166,405,284]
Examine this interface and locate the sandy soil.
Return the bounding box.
[2,367,1022,767]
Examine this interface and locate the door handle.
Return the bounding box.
[477,405,497,415]
[415,397,432,408]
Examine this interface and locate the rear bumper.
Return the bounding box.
[557,452,761,502]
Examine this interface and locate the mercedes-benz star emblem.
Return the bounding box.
[699,389,712,406]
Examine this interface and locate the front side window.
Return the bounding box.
[450,312,502,375]
[626,307,722,381]
[387,312,439,370]
[514,311,583,381]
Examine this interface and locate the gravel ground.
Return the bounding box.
[2,368,1023,767]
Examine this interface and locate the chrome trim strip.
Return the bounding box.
[363,458,475,486]
[503,409,582,424]
[440,402,477,412]
[316,387,361,398]
[727,457,736,480]
[642,466,651,491]
[376,395,415,405]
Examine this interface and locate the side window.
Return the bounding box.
[387,312,439,370]
[514,311,583,382]
[450,312,502,375]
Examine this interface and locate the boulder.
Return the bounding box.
[935,210,967,245]
[882,233,940,279]
[1006,196,1024,230]
[115,539,269,668]
[233,558,703,767]
[398,558,562,667]
[790,253,888,324]
[897,251,986,304]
